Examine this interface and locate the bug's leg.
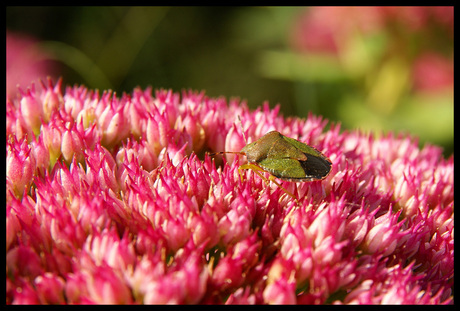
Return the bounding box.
[238,163,266,182]
[267,175,297,201]
[239,163,297,200]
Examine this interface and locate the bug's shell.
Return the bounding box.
[240,131,332,181]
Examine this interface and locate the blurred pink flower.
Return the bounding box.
[6,31,57,98]
[412,52,453,94]
[6,79,453,304]
[291,6,453,55]
[291,6,453,98]
[291,6,385,54]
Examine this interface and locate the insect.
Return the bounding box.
[209,130,332,199]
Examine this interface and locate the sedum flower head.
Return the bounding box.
[6,79,453,304]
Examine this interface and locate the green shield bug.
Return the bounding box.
[210,130,332,199]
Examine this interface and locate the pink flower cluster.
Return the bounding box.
[6,79,453,304]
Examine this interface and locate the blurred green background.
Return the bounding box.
[6,7,453,157]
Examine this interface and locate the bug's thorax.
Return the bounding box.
[241,131,308,163]
[240,131,281,163]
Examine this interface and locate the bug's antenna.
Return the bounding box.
[237,115,248,144]
[208,116,249,158]
[208,116,247,158]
